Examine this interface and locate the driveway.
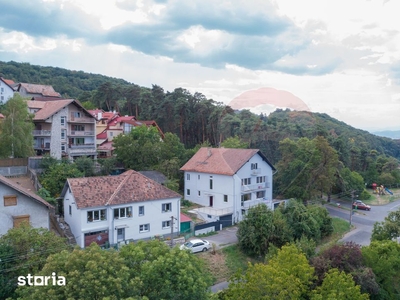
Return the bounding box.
[202,226,238,249]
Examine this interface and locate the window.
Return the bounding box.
[162,220,171,229]
[198,175,200,180]
[251,163,258,170]
[241,193,251,202]
[61,129,66,140]
[60,116,66,126]
[87,209,106,222]
[13,215,30,228]
[187,189,190,196]
[72,112,81,118]
[187,173,190,180]
[138,206,144,216]
[69,205,72,215]
[114,207,132,219]
[73,125,85,131]
[256,176,266,183]
[139,224,150,233]
[198,191,201,196]
[241,178,251,185]
[162,203,171,212]
[4,195,17,206]
[256,191,266,199]
[71,138,85,145]
[209,176,213,190]
[61,144,66,152]
[109,132,114,137]
[224,195,228,202]
[1,87,3,92]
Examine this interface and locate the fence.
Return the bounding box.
[0,157,28,167]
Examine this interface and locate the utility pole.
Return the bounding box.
[170,215,174,247]
[349,190,354,227]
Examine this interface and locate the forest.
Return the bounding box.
[1,60,400,200]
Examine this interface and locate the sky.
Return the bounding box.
[0,0,399,132]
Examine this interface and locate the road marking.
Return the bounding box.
[390,203,400,210]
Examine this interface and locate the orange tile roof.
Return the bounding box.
[66,170,181,209]
[17,83,61,97]
[180,213,192,223]
[180,147,275,175]
[0,175,53,209]
[27,99,75,120]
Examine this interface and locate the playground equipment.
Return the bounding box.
[372,183,393,195]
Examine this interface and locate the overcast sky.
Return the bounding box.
[0,0,399,132]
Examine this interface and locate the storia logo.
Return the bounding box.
[17,272,66,286]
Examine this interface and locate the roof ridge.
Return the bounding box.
[105,170,133,206]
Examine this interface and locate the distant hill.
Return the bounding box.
[372,130,400,140]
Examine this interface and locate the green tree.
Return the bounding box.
[224,244,314,300]
[40,161,83,197]
[371,208,400,241]
[74,156,95,177]
[0,94,34,158]
[119,240,213,300]
[362,240,400,299]
[15,243,130,300]
[0,225,70,299]
[220,136,249,149]
[311,269,369,300]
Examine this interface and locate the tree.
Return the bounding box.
[220,136,248,149]
[40,161,84,197]
[15,243,130,300]
[0,93,34,158]
[74,156,95,177]
[362,240,400,298]
[311,269,369,300]
[224,244,315,300]
[119,240,213,300]
[0,225,70,299]
[371,208,400,241]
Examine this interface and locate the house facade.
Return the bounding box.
[0,77,15,105]
[0,175,53,235]
[61,170,181,248]
[180,147,278,223]
[27,99,97,160]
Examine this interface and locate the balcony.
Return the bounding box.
[69,131,95,136]
[32,130,51,136]
[68,117,95,123]
[251,168,261,175]
[34,143,50,150]
[241,182,268,192]
[241,198,271,209]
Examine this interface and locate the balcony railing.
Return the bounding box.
[69,144,95,149]
[241,199,271,209]
[251,168,261,175]
[32,130,51,136]
[68,117,95,123]
[69,131,95,136]
[241,182,267,192]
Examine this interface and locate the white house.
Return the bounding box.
[0,77,15,105]
[27,99,97,160]
[61,170,182,248]
[0,175,53,235]
[180,147,279,224]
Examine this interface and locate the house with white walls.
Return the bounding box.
[61,170,181,248]
[27,99,97,160]
[180,147,280,224]
[0,175,53,235]
[0,77,15,105]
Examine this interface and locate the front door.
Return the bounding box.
[117,228,125,242]
[209,196,213,207]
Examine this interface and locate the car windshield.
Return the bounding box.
[183,242,193,248]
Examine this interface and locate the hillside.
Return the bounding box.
[1,60,399,166]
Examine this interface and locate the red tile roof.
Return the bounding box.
[180,147,275,175]
[66,170,181,209]
[180,213,192,223]
[16,83,61,97]
[97,131,107,139]
[97,141,114,151]
[0,175,53,209]
[0,77,15,88]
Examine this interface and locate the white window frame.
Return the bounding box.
[114,206,132,219]
[139,224,150,233]
[187,173,190,180]
[187,189,190,196]
[60,116,66,126]
[87,209,106,222]
[162,220,171,229]
[162,203,172,213]
[138,205,144,216]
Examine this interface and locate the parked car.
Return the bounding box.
[180,239,211,253]
[352,200,371,211]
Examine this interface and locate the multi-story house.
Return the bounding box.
[0,77,15,105]
[13,83,62,98]
[180,147,280,224]
[61,170,181,248]
[27,99,97,160]
[0,174,53,235]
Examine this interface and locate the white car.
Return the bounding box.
[180,239,212,253]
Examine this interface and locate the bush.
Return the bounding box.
[358,189,371,200]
